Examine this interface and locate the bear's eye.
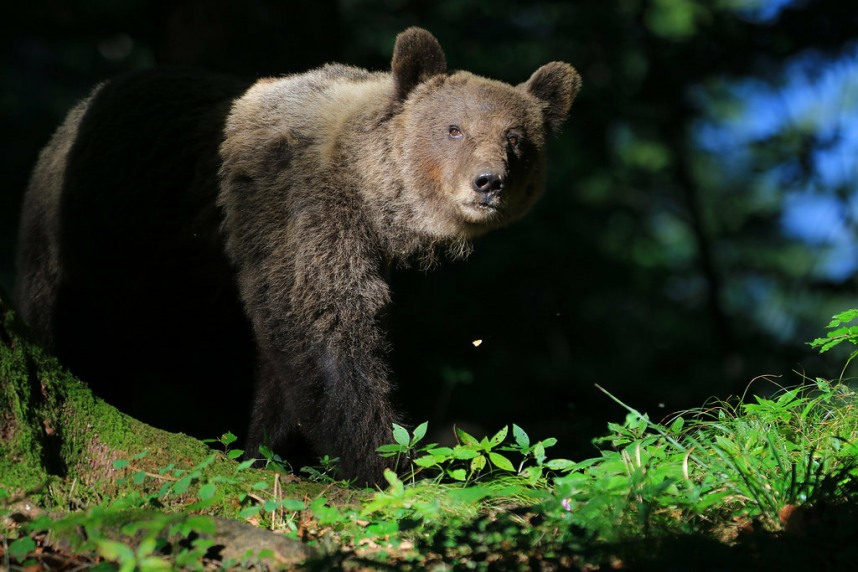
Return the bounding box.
[506,132,521,147]
[448,126,463,139]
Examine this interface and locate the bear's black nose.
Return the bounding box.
[473,172,504,194]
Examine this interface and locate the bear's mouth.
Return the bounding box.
[462,200,504,221]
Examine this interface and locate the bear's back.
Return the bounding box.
[63,68,250,269]
[23,68,258,438]
[221,64,393,176]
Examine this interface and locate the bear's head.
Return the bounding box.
[391,28,581,240]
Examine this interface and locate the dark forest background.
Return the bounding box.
[2,0,856,458]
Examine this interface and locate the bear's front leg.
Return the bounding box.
[246,323,399,485]
[244,349,311,465]
[308,336,400,484]
[242,235,400,485]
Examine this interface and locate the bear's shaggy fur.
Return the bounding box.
[15,28,580,483]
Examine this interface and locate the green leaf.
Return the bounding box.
[112,459,129,470]
[413,454,438,468]
[448,486,492,503]
[96,539,136,565]
[533,442,546,465]
[452,446,479,460]
[258,444,273,459]
[447,468,467,481]
[522,465,542,483]
[227,449,244,460]
[376,444,405,454]
[8,536,36,559]
[456,426,479,445]
[693,491,731,512]
[173,474,194,495]
[488,452,515,472]
[132,470,146,485]
[512,424,530,449]
[239,505,262,519]
[198,482,217,501]
[470,454,487,474]
[411,421,429,445]
[810,310,858,353]
[138,556,173,571]
[829,308,858,327]
[190,537,215,551]
[196,454,217,470]
[540,437,558,449]
[136,536,158,558]
[310,497,345,525]
[235,459,255,471]
[669,416,685,433]
[489,426,509,447]
[252,480,269,490]
[365,520,400,537]
[545,458,576,471]
[776,388,800,406]
[814,377,832,394]
[264,499,279,512]
[392,423,410,447]
[282,499,306,511]
[383,468,404,494]
[220,432,238,446]
[427,446,453,460]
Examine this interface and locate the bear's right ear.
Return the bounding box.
[391,27,447,101]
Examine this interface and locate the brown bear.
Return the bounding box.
[14,27,580,484]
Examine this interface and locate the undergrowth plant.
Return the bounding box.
[4,310,858,569]
[376,421,573,486]
[809,307,858,375]
[552,378,858,542]
[364,311,858,554]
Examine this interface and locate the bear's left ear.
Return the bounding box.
[520,62,582,133]
[391,27,447,101]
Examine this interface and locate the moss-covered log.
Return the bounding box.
[0,290,320,565]
[0,289,234,496]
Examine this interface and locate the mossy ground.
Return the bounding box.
[0,298,343,520]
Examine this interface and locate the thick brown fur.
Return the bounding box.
[15,28,580,484]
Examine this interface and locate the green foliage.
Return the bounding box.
[202,431,244,460]
[6,313,858,568]
[8,535,36,560]
[809,309,858,376]
[2,430,312,568]
[16,508,218,572]
[377,421,567,487]
[551,379,858,542]
[300,455,343,483]
[363,312,858,562]
[6,385,858,568]
[359,370,858,565]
